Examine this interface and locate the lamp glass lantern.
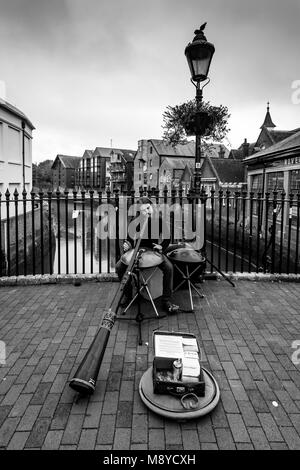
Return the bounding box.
[185,27,215,83]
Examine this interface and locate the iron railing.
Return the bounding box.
[0,187,299,277]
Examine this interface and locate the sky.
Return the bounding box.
[0,0,299,163]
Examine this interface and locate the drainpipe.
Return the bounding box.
[22,121,25,191]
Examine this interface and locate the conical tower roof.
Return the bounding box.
[180,164,193,183]
[260,102,276,129]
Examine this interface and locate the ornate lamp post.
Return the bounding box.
[185,23,215,193]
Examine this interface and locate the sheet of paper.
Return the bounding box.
[182,337,199,352]
[154,335,184,358]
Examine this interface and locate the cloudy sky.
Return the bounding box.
[0,0,299,162]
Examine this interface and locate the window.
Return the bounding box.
[139,174,141,180]
[290,170,300,194]
[149,159,152,167]
[251,174,263,192]
[150,147,153,154]
[149,173,153,180]
[139,161,142,169]
[267,172,284,192]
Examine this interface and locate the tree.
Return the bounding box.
[162,98,230,149]
[32,159,53,190]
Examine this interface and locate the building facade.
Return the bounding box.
[51,155,81,190]
[77,147,135,192]
[0,98,34,198]
[134,139,230,195]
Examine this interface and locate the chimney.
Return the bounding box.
[242,138,250,158]
[218,145,225,158]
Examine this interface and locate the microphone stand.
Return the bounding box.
[117,246,166,345]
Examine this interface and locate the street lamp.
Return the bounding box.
[185,23,215,193]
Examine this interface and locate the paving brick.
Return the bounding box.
[228,380,249,401]
[50,373,69,394]
[39,394,60,418]
[97,415,116,445]
[182,429,201,450]
[83,401,103,428]
[149,428,165,450]
[1,384,25,406]
[211,403,228,428]
[25,417,51,448]
[248,427,271,449]
[227,413,251,442]
[221,362,239,380]
[30,382,52,405]
[42,430,64,449]
[42,364,61,383]
[78,428,98,450]
[50,403,72,430]
[257,413,284,442]
[7,431,30,450]
[113,428,131,450]
[215,428,236,450]
[102,391,119,415]
[197,415,216,442]
[0,405,12,427]
[201,443,218,450]
[61,414,84,446]
[0,417,20,447]
[17,405,41,431]
[119,380,134,402]
[116,401,133,428]
[131,414,148,444]
[237,401,260,427]
[220,390,240,413]
[280,427,300,450]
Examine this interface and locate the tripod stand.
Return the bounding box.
[116,248,166,345]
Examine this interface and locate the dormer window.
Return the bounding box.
[150,146,153,154]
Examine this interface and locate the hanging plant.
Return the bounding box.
[162,99,230,147]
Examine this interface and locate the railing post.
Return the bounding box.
[218,189,223,271]
[64,189,69,274]
[97,190,102,273]
[225,189,230,272]
[233,190,240,273]
[56,189,61,275]
[240,190,247,273]
[39,190,44,275]
[90,189,94,274]
[270,190,278,274]
[210,187,215,271]
[81,189,86,274]
[287,193,294,274]
[47,190,53,275]
[114,187,120,265]
[106,187,111,273]
[0,192,2,277]
[31,189,36,275]
[256,191,262,272]
[248,191,254,273]
[73,190,77,274]
[263,192,270,273]
[279,191,286,274]
[295,192,300,274]
[22,189,27,276]
[14,188,19,276]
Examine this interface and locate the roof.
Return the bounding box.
[83,149,93,158]
[0,98,35,130]
[260,104,276,129]
[244,129,300,163]
[181,164,193,183]
[150,139,229,159]
[52,155,81,169]
[150,140,195,157]
[161,157,195,169]
[92,147,136,161]
[268,128,300,144]
[209,158,245,184]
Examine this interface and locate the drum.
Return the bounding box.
[121,248,164,268]
[167,243,205,265]
[167,243,205,289]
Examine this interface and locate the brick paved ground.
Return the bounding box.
[0,279,300,450]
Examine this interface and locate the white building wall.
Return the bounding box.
[0,102,34,219]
